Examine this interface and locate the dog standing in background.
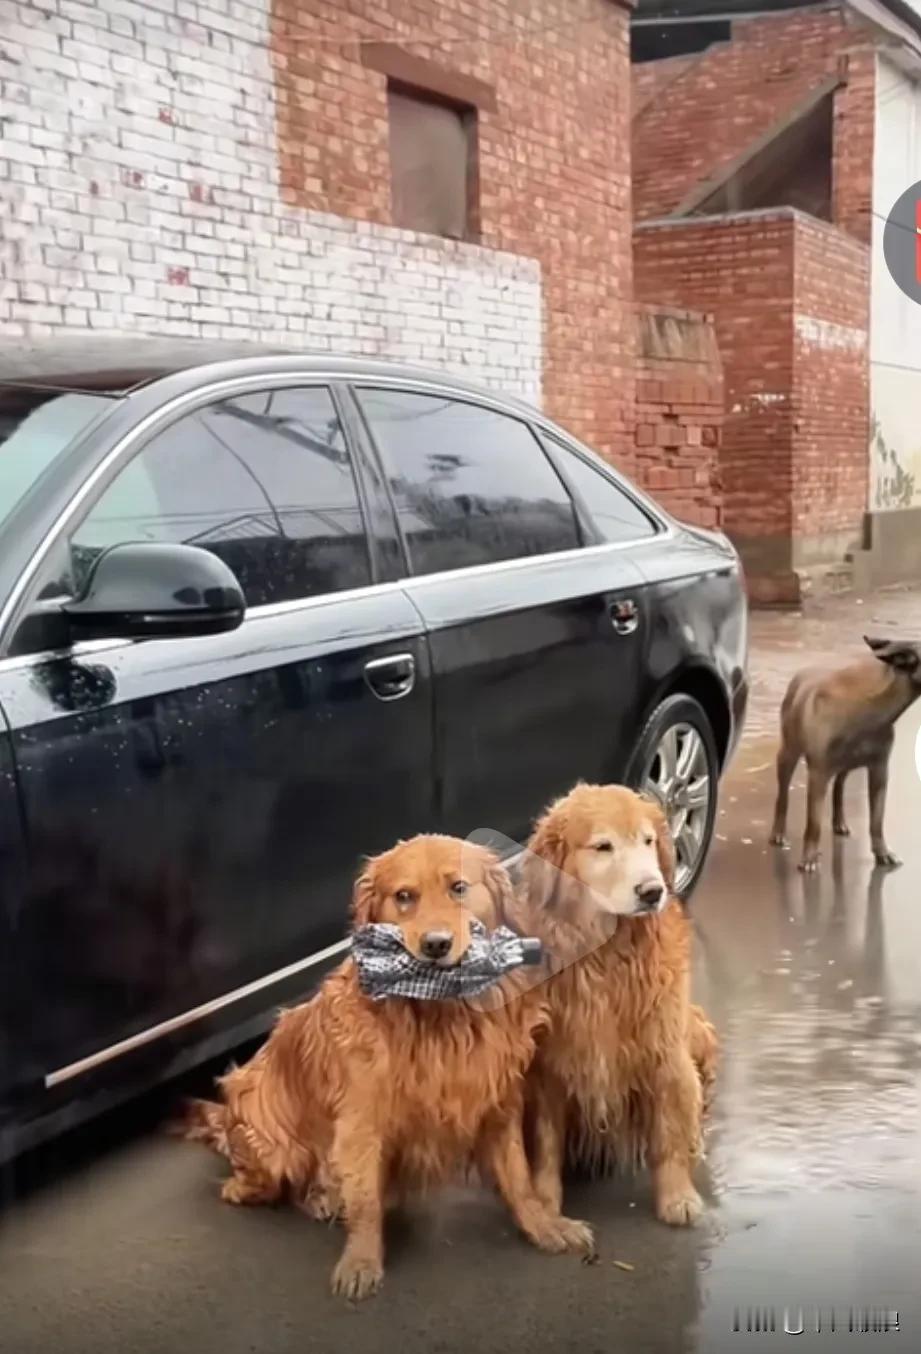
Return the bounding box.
[770,636,921,873]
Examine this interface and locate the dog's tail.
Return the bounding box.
[168,1097,231,1157]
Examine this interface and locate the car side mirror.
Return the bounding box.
[60,541,245,641]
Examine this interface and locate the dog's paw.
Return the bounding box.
[331,1252,384,1301]
[299,1185,342,1224]
[657,1187,703,1227]
[532,1214,596,1257]
[220,1176,267,1206]
[874,849,902,869]
[833,823,851,838]
[769,833,789,849]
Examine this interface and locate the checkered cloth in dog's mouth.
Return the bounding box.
[351,918,543,1002]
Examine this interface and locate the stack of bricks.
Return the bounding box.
[634,305,723,529]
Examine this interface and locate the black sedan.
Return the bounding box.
[0,340,747,1159]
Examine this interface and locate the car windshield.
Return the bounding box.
[0,386,115,532]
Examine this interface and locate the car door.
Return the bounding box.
[0,706,41,1133]
[351,385,651,848]
[0,381,435,1093]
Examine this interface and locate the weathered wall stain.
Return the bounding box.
[872,413,916,510]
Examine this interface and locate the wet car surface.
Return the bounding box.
[1,591,919,1353]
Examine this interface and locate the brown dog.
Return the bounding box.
[770,636,921,873]
[181,834,593,1300]
[510,784,717,1228]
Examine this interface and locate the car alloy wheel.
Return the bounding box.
[643,721,712,895]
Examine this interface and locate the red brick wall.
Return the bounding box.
[634,209,869,602]
[270,0,636,466]
[631,7,876,244]
[830,46,877,245]
[634,306,723,528]
[634,213,795,543]
[632,53,702,118]
[791,214,870,542]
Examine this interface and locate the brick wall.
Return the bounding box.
[0,0,636,465]
[634,305,723,528]
[634,208,869,603]
[632,7,876,244]
[791,213,870,547]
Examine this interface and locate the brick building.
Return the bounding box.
[632,0,921,602]
[0,0,643,479]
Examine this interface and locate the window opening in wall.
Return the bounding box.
[387,84,478,241]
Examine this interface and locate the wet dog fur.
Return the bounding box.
[179,834,593,1300]
[510,783,718,1228]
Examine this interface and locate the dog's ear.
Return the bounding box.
[521,804,569,910]
[350,860,380,927]
[482,853,515,926]
[864,636,921,672]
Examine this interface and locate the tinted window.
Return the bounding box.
[0,388,113,532]
[358,390,580,574]
[67,387,370,607]
[548,439,657,544]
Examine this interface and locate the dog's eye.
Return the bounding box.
[594,841,614,853]
[450,880,468,897]
[644,834,655,847]
[395,889,414,907]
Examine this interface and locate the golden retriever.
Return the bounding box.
[510,784,718,1227]
[181,834,593,1299]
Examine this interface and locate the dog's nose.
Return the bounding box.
[635,880,664,909]
[420,930,453,960]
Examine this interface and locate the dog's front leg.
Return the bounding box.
[799,765,829,872]
[530,1073,567,1217]
[479,1103,595,1258]
[649,1048,704,1227]
[868,757,901,868]
[329,1107,385,1300]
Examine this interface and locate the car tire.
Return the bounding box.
[626,693,720,901]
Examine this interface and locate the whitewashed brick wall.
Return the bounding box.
[0,0,543,402]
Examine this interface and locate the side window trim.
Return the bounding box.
[539,430,664,543]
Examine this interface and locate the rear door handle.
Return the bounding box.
[363,653,416,702]
[608,599,639,636]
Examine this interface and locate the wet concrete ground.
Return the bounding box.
[2,590,921,1353]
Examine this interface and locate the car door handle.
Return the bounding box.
[363,653,416,701]
[608,599,639,636]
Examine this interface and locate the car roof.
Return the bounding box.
[0,337,540,418]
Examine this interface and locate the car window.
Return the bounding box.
[64,387,371,608]
[0,388,114,533]
[356,389,580,574]
[546,437,657,544]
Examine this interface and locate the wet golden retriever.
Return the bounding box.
[181,834,593,1300]
[511,784,718,1227]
